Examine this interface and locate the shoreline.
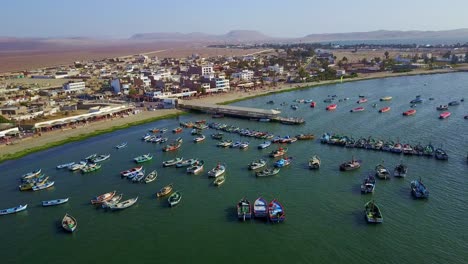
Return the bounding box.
[1,67,467,163]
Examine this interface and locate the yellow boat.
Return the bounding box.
[380,96,393,101]
[19,176,49,191]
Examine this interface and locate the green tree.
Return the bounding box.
[298,67,309,80]
[465,52,468,63]
[361,58,368,64]
[451,55,459,64]
[128,88,137,96]
[384,51,389,60]
[442,51,451,59]
[374,57,381,64]
[342,56,348,63]
[0,115,11,123]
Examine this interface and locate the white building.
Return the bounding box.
[231,70,254,81]
[63,81,85,93]
[336,70,346,76]
[152,71,171,81]
[267,64,284,74]
[214,77,230,90]
[202,65,214,80]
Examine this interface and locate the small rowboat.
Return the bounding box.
[309,155,321,169]
[42,198,69,207]
[256,167,280,177]
[21,169,42,180]
[439,112,451,119]
[258,141,271,149]
[115,142,128,149]
[310,101,316,108]
[213,175,226,186]
[109,197,138,210]
[365,200,383,223]
[90,154,111,163]
[156,184,173,198]
[168,191,182,207]
[253,197,268,218]
[357,98,368,104]
[187,160,204,174]
[380,96,392,101]
[193,134,206,142]
[134,153,153,163]
[350,107,365,112]
[0,204,27,215]
[270,147,287,158]
[326,104,337,111]
[268,199,285,223]
[62,213,77,232]
[248,159,267,170]
[176,158,199,168]
[403,109,416,116]
[379,106,391,113]
[57,162,75,169]
[91,190,116,205]
[172,127,183,133]
[81,163,101,173]
[340,157,361,171]
[237,198,252,221]
[120,166,143,177]
[207,163,226,178]
[143,170,158,183]
[32,181,55,191]
[163,157,183,167]
[102,194,123,208]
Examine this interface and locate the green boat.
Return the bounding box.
[134,153,153,163]
[168,191,182,207]
[365,200,383,223]
[81,163,101,173]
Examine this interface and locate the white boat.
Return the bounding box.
[68,161,86,171]
[213,175,226,186]
[143,170,158,183]
[56,162,75,169]
[176,158,199,168]
[187,160,205,174]
[248,159,267,170]
[163,157,183,167]
[109,197,138,210]
[231,141,242,148]
[102,193,123,209]
[120,166,143,178]
[32,181,54,191]
[193,134,206,142]
[207,164,226,178]
[21,169,42,180]
[42,198,69,207]
[85,153,97,161]
[90,154,110,163]
[115,142,128,149]
[239,142,250,149]
[258,141,271,149]
[132,170,146,182]
[0,204,28,215]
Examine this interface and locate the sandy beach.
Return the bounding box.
[1,66,467,161]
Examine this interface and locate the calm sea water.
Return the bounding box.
[1,73,467,264]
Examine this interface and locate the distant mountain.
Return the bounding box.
[301,29,468,42]
[130,30,274,42]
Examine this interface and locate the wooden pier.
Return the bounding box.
[177,100,305,124]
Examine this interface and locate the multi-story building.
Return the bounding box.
[267,64,284,74]
[63,81,85,93]
[231,70,254,81]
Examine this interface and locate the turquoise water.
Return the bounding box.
[1,73,467,263]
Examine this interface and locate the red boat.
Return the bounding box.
[310,102,316,108]
[326,104,337,111]
[439,112,451,119]
[120,166,143,177]
[162,143,181,152]
[357,98,368,104]
[379,107,391,113]
[403,109,416,116]
[172,127,182,133]
[195,120,206,124]
[350,107,365,112]
[90,190,116,205]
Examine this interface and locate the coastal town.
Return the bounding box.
[1,43,468,158]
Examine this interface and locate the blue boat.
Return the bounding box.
[410,98,423,104]
[435,148,448,160]
[253,197,268,218]
[274,157,292,168]
[268,200,285,223]
[42,198,69,207]
[411,179,429,199]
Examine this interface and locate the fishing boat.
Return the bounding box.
[258,141,272,149]
[160,128,168,133]
[237,198,252,221]
[402,144,414,155]
[187,160,205,174]
[211,132,224,140]
[274,157,292,168]
[380,96,392,101]
[120,166,143,178]
[375,164,390,179]
[162,142,182,152]
[361,175,376,194]
[253,197,268,218]
[81,163,101,173]
[266,100,274,104]
[21,169,42,181]
[239,142,250,149]
[310,101,316,108]
[131,170,146,182]
[134,153,153,163]
[61,214,77,232]
[364,200,383,223]
[42,198,69,207]
[410,98,423,104]
[69,161,87,171]
[436,105,448,111]
[270,147,288,158]
[357,98,368,104]
[379,106,391,113]
[326,104,337,111]
[231,141,242,148]
[207,163,226,178]
[163,157,183,167]
[109,197,138,210]
[248,159,267,170]
[213,175,226,186]
[268,200,285,223]
[115,142,127,149]
[172,127,183,133]
[32,181,54,191]
[309,155,321,169]
[91,190,116,204]
[350,107,365,112]
[435,148,448,160]
[340,157,361,171]
[56,162,75,169]
[411,179,429,199]
[0,204,27,215]
[295,134,315,140]
[143,170,158,183]
[256,167,280,177]
[19,176,49,191]
[176,158,199,168]
[394,163,408,177]
[217,139,233,148]
[448,100,460,106]
[101,194,123,208]
[84,153,97,161]
[156,184,173,198]
[403,109,416,116]
[168,191,182,207]
[439,112,451,119]
[193,134,206,142]
[90,154,110,163]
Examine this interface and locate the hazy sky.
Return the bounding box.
[2,0,468,38]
